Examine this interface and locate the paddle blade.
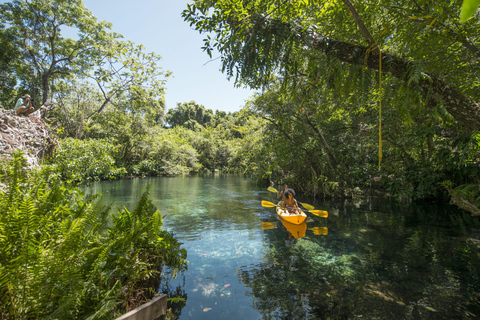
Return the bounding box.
[299,202,315,211]
[261,222,276,230]
[267,186,278,193]
[310,210,328,218]
[261,200,276,208]
[310,227,328,235]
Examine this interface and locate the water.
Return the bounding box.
[83,174,480,320]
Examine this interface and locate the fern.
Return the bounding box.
[407,62,421,86]
[0,153,188,319]
[0,153,187,319]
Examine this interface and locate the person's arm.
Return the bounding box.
[26,97,33,109]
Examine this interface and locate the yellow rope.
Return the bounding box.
[378,50,382,171]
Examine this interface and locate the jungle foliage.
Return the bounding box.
[1,0,480,317]
[50,103,265,180]
[1,0,479,215]
[0,151,188,319]
[182,0,480,214]
[0,0,169,110]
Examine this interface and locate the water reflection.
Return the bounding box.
[309,226,328,236]
[281,220,307,239]
[83,176,480,320]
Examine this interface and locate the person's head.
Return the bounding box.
[23,94,31,100]
[283,184,288,191]
[284,188,295,199]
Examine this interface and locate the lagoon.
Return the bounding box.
[84,174,480,320]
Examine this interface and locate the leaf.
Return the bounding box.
[224,284,231,288]
[425,306,437,312]
[203,308,212,312]
[428,17,438,29]
[460,0,480,23]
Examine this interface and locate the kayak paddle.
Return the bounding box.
[267,187,315,211]
[261,200,328,218]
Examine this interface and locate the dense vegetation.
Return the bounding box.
[0,151,187,318]
[1,0,479,208]
[181,0,480,213]
[0,0,479,318]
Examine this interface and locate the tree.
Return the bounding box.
[181,0,480,206]
[0,0,122,104]
[0,28,20,108]
[0,0,170,110]
[52,79,102,139]
[183,0,480,129]
[165,101,213,128]
[88,41,169,115]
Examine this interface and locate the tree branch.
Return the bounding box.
[311,34,480,129]
[340,0,377,50]
[445,186,480,217]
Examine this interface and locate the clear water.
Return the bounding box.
[83,174,480,320]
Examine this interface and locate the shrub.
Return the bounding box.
[49,138,126,183]
[0,151,188,319]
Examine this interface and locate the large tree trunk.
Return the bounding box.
[311,35,480,130]
[233,14,480,130]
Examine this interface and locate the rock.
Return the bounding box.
[0,108,56,168]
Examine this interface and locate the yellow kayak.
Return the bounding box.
[276,201,307,224]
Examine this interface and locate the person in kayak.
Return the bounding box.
[281,188,300,215]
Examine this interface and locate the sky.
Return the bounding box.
[80,0,257,113]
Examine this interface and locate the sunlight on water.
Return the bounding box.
[83,175,480,320]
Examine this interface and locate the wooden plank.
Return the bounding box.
[115,294,167,320]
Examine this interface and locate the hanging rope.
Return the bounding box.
[378,50,382,171]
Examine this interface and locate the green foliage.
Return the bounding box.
[460,0,480,22]
[0,151,187,319]
[48,138,126,183]
[165,101,213,129]
[184,0,480,103]
[53,80,103,139]
[451,184,480,207]
[0,28,19,109]
[182,0,480,212]
[0,0,169,109]
[128,126,201,176]
[242,76,480,203]
[0,0,122,102]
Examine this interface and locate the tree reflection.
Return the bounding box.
[159,282,187,320]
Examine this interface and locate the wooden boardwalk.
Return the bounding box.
[115,294,167,320]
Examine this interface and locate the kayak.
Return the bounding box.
[276,201,307,224]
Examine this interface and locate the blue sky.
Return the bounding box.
[82,0,256,113]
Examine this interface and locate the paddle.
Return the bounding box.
[267,186,278,193]
[261,200,328,218]
[267,187,315,211]
[261,222,276,230]
[309,227,328,235]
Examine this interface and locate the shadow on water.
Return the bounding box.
[83,175,480,320]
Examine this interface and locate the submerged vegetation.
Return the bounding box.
[238,198,480,319]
